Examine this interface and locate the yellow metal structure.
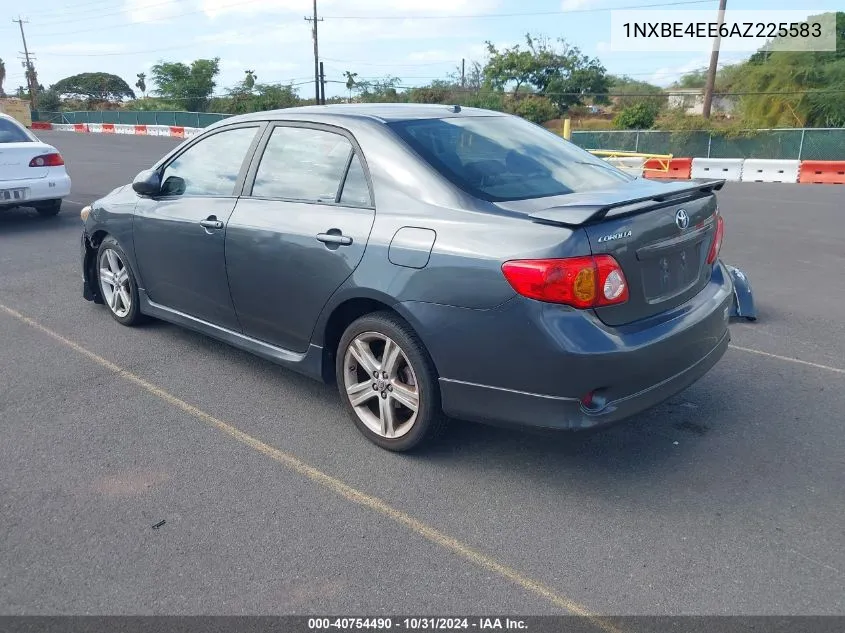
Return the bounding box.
[586,149,673,173]
[0,98,32,128]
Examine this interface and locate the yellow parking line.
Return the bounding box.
[729,344,845,375]
[0,302,620,633]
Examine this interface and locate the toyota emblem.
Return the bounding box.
[675,209,690,230]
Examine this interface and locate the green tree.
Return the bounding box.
[51,72,135,106]
[135,73,146,98]
[608,75,665,110]
[38,88,62,111]
[0,58,6,97]
[673,69,708,89]
[719,11,844,126]
[150,57,220,112]
[344,71,358,101]
[244,70,257,90]
[357,76,403,103]
[222,81,299,114]
[483,34,609,113]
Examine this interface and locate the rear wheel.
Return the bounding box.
[96,235,145,326]
[35,199,62,217]
[336,312,448,452]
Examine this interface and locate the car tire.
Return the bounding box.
[336,311,448,452]
[35,199,62,217]
[96,235,146,327]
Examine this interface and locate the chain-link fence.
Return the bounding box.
[570,129,845,161]
[32,110,231,128]
[31,110,845,161]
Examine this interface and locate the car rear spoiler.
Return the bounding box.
[528,179,726,227]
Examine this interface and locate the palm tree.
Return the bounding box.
[135,72,147,98]
[244,70,257,90]
[344,71,358,103]
[0,58,6,98]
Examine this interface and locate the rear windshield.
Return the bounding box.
[387,115,632,202]
[0,118,33,143]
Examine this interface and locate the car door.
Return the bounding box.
[225,122,376,353]
[132,123,264,331]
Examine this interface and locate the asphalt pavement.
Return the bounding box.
[1,130,843,617]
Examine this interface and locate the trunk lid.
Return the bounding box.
[0,142,52,181]
[500,178,725,327]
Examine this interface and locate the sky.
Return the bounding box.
[0,0,838,102]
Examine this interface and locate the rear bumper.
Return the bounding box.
[0,173,71,207]
[438,327,729,430]
[401,261,734,431]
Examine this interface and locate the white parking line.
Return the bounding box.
[729,344,845,376]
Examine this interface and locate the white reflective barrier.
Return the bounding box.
[88,123,102,133]
[184,127,203,138]
[740,159,800,183]
[115,124,135,135]
[691,158,744,181]
[147,125,172,137]
[604,156,646,177]
[52,124,75,132]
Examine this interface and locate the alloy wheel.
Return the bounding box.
[342,331,420,440]
[99,248,132,319]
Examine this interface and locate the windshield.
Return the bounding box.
[0,118,35,143]
[387,114,633,202]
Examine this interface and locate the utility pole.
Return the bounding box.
[304,0,323,105]
[319,61,326,105]
[701,0,727,119]
[13,16,38,108]
[461,58,466,89]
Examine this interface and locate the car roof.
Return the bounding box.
[228,103,509,125]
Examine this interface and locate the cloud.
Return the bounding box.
[561,0,600,9]
[596,41,610,53]
[37,42,128,55]
[649,56,709,87]
[124,0,183,23]
[200,0,499,19]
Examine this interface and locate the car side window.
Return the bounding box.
[159,126,259,197]
[339,155,372,207]
[251,126,370,206]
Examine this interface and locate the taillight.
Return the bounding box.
[706,213,724,265]
[501,255,629,308]
[29,153,64,167]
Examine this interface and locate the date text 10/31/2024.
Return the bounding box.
[308,617,528,630]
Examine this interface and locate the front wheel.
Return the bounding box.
[96,235,145,326]
[336,312,448,452]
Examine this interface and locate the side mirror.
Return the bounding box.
[132,169,162,196]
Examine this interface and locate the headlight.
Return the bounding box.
[80,205,91,221]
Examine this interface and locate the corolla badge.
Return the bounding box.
[597,230,632,243]
[675,208,690,229]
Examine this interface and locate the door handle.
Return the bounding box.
[316,232,353,246]
[200,218,224,230]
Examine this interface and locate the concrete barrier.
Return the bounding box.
[604,156,646,177]
[798,161,845,185]
[644,157,692,180]
[740,159,800,183]
[691,158,744,182]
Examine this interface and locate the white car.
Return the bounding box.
[0,112,72,216]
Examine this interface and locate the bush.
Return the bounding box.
[506,95,559,124]
[613,102,660,129]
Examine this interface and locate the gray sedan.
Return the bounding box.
[80,104,732,452]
